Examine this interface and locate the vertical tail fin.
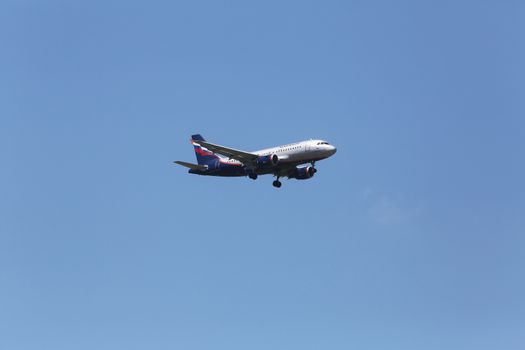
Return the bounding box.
[191,134,205,142]
[191,134,219,166]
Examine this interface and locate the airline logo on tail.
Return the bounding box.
[191,134,219,166]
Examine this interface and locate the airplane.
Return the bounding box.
[174,134,337,188]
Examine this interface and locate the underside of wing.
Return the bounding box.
[274,163,300,177]
[270,161,313,177]
[193,140,259,164]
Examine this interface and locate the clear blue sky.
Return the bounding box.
[1,1,524,349]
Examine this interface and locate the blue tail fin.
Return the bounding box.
[191,134,205,142]
[191,134,219,166]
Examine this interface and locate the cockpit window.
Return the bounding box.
[317,142,330,145]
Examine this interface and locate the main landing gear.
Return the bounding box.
[250,172,281,187]
[272,174,282,188]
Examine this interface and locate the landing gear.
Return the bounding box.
[248,173,258,180]
[310,161,318,174]
[272,172,283,188]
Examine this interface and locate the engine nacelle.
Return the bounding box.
[291,166,316,180]
[256,154,279,167]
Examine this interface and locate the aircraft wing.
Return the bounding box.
[194,140,259,164]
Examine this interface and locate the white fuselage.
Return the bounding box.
[220,139,337,166]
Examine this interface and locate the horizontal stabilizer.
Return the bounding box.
[174,161,207,171]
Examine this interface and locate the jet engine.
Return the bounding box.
[256,154,279,167]
[291,166,316,180]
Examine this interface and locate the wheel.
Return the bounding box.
[272,180,282,188]
[249,173,258,180]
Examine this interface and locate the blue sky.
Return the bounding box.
[1,1,524,349]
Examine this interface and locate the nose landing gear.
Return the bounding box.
[248,173,258,180]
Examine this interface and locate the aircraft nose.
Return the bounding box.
[328,145,337,155]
